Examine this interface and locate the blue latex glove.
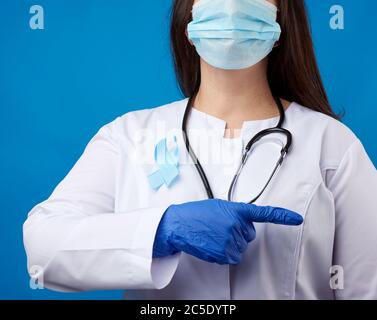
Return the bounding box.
[153,199,303,265]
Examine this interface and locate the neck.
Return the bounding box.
[194,59,286,138]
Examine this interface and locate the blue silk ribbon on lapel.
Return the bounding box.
[148,136,180,190]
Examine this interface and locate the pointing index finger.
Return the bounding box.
[239,203,304,226]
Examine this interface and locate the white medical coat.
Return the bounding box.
[23,98,377,299]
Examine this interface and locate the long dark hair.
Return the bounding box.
[170,0,338,119]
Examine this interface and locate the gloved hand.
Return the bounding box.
[153,199,303,265]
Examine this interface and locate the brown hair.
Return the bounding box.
[170,0,339,119]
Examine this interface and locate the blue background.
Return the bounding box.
[0,0,376,299]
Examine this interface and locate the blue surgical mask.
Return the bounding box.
[187,0,281,70]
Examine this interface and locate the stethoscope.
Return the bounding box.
[182,95,292,203]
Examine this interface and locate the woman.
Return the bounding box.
[23,0,377,299]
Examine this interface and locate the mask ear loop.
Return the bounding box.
[274,3,281,48]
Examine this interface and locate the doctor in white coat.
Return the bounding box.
[23,0,377,299]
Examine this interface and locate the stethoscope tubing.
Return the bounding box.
[182,95,292,203]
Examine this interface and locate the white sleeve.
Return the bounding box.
[23,119,180,292]
[328,139,377,299]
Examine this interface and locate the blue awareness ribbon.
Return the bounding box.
[148,136,180,190]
